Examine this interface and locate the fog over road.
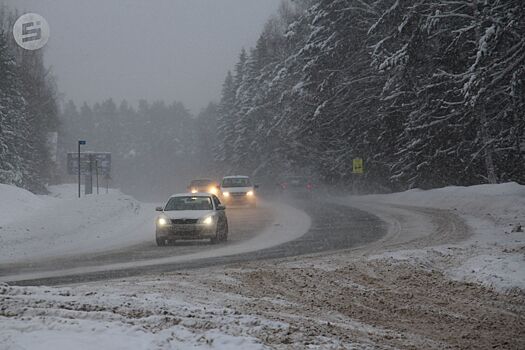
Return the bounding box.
[1,198,386,286]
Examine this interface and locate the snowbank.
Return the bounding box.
[0,282,272,350]
[360,182,525,220]
[0,184,46,226]
[0,184,155,264]
[342,182,525,292]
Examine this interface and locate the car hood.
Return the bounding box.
[191,185,217,191]
[162,210,214,220]
[221,186,252,193]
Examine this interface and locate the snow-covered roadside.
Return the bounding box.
[0,281,276,350]
[336,182,525,292]
[0,184,155,264]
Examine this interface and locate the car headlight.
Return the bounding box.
[157,217,169,226]
[246,190,254,196]
[209,187,218,194]
[201,216,214,225]
[191,188,198,194]
[223,192,230,197]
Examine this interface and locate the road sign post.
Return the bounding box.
[352,158,364,194]
[104,174,111,194]
[95,160,99,195]
[78,141,86,198]
[85,153,93,195]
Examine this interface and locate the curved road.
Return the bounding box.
[1,198,386,286]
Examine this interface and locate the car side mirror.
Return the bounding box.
[217,205,226,211]
[155,207,163,212]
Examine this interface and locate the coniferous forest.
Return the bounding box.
[215,0,525,191]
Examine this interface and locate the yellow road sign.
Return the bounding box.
[353,158,363,174]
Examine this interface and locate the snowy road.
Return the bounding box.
[1,198,385,286]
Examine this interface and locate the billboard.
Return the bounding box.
[67,152,111,176]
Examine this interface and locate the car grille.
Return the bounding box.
[171,219,198,224]
[231,192,246,197]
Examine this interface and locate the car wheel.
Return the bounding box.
[211,223,220,244]
[221,221,229,242]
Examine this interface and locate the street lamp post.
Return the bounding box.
[78,140,86,198]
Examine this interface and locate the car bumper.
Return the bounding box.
[156,224,216,240]
[222,195,256,204]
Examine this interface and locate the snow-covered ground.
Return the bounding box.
[0,281,276,350]
[1,182,524,349]
[339,182,525,292]
[0,184,155,264]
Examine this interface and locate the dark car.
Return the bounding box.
[187,179,220,195]
[279,176,314,198]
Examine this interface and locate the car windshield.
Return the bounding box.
[164,196,213,211]
[190,180,212,187]
[222,178,251,187]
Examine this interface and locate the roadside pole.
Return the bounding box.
[352,157,364,194]
[95,160,99,195]
[78,140,86,198]
[85,154,93,195]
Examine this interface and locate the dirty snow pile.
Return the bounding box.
[0,281,277,350]
[0,184,154,264]
[350,182,525,292]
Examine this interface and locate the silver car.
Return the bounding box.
[155,193,228,246]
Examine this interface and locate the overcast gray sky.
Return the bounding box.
[4,0,282,113]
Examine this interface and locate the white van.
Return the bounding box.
[220,175,257,208]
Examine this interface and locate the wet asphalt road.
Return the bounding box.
[4,198,386,286]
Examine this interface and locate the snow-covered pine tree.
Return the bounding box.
[461,0,525,183]
[231,48,259,173]
[279,0,385,186]
[215,70,236,167]
[0,30,32,187]
[12,38,59,191]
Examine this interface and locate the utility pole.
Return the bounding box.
[78,140,86,198]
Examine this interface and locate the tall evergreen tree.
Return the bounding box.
[0,31,31,187]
